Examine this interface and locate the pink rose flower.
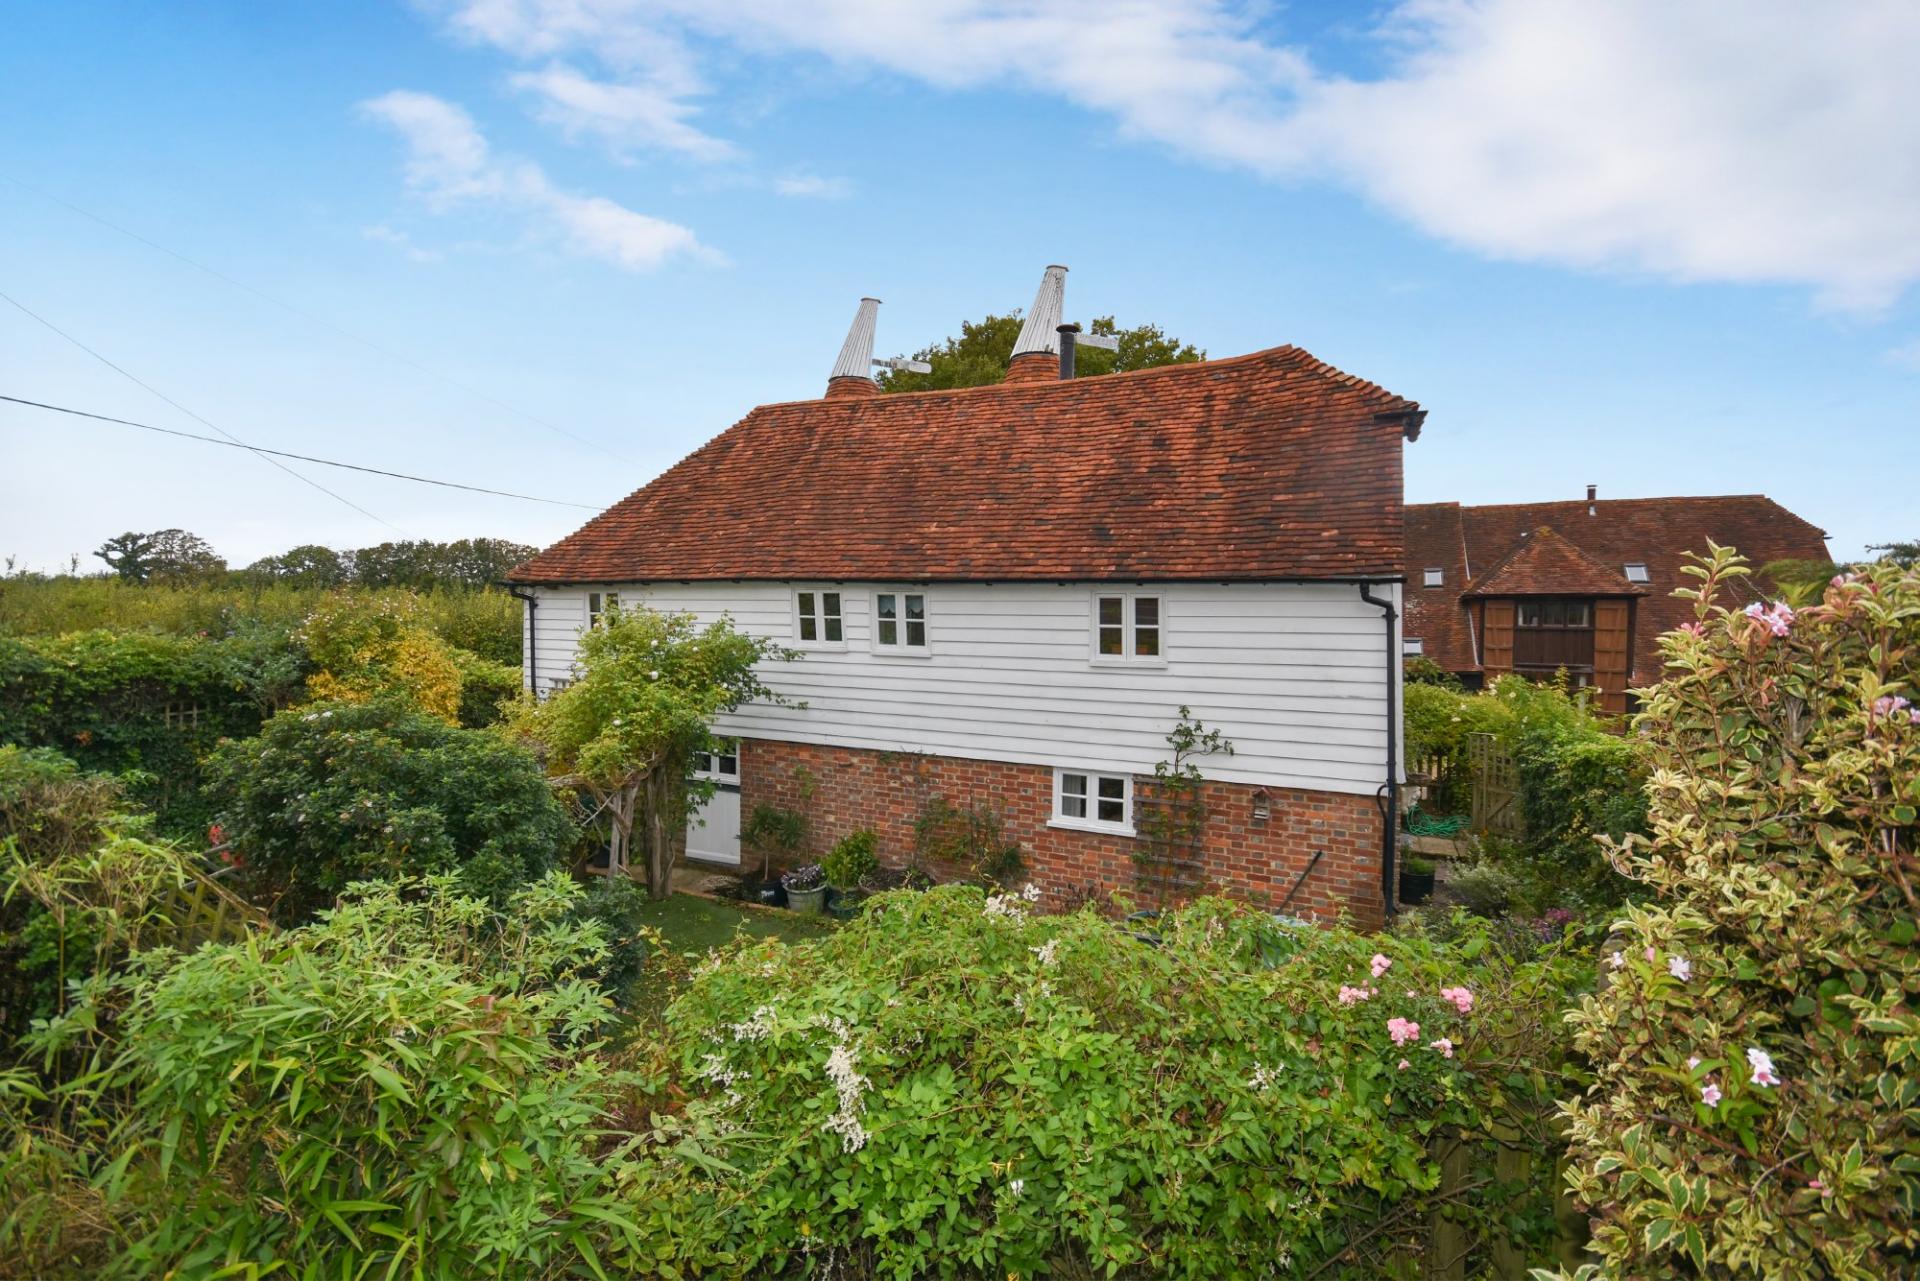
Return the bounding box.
[1370,953,1392,979]
[1388,1017,1421,1046]
[1397,1058,1411,1071]
[1429,1038,1454,1058]
[1439,986,1474,1015]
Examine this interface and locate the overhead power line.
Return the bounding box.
[0,395,602,510]
[0,287,406,535]
[3,174,642,466]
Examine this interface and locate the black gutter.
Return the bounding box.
[1358,582,1400,917]
[505,586,538,693]
[507,574,1408,589]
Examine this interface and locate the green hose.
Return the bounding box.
[1405,807,1469,837]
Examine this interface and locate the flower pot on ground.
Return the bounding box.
[781,863,828,914]
[825,887,867,921]
[1399,856,1437,906]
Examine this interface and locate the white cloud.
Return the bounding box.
[773,173,852,200]
[426,0,1920,312]
[510,63,737,161]
[360,89,717,269]
[361,223,445,263]
[1886,339,1920,372]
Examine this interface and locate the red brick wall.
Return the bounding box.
[738,738,1386,930]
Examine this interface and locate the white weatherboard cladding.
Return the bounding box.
[524,581,1399,796]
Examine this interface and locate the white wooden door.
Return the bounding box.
[685,742,742,866]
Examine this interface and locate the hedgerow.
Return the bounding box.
[616,885,1590,1279]
[1555,549,1920,1277]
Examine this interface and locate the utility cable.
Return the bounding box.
[0,394,602,510]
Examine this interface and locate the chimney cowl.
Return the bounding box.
[825,297,882,397]
[1003,265,1068,384]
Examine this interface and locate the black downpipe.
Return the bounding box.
[1358,583,1400,916]
[506,587,538,693]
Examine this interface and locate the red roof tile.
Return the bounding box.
[1403,495,1830,681]
[511,345,1423,584]
[1462,526,1647,599]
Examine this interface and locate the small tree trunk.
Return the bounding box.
[644,768,676,899]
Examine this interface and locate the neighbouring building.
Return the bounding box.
[1403,492,1831,713]
[509,267,1426,927]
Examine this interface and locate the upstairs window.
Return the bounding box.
[794,590,844,645]
[587,591,619,628]
[1422,567,1445,587]
[1623,562,1650,583]
[1053,768,1132,833]
[872,591,929,653]
[1514,598,1595,675]
[1092,593,1163,662]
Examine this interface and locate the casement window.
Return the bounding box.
[1091,592,1163,663]
[793,589,845,646]
[1514,598,1596,677]
[1422,567,1445,588]
[692,739,740,783]
[1623,562,1650,584]
[872,590,929,654]
[587,591,619,629]
[1053,768,1133,833]
[161,700,203,729]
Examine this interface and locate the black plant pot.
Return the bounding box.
[747,880,785,908]
[1399,870,1435,906]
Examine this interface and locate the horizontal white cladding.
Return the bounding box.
[522,580,1399,795]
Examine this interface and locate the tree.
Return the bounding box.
[203,699,576,920]
[144,529,225,584]
[244,543,350,587]
[876,313,1203,393]
[93,531,157,582]
[300,591,464,723]
[1868,538,1920,568]
[505,605,790,898]
[350,538,538,590]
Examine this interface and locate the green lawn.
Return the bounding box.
[619,893,836,1022]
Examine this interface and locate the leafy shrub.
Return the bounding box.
[5,875,634,1278]
[820,829,878,887]
[203,700,575,919]
[449,645,523,727]
[742,803,808,881]
[1557,550,1920,1276]
[912,795,1025,886]
[301,591,464,722]
[620,885,1589,1278]
[0,629,296,836]
[1403,655,1465,689]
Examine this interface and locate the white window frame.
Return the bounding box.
[1089,591,1166,666]
[792,588,846,649]
[1623,562,1650,584]
[691,738,741,785]
[870,588,931,655]
[587,591,619,629]
[1422,567,1445,588]
[1050,767,1134,835]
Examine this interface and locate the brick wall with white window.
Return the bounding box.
[740,738,1386,929]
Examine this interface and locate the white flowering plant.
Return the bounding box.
[614,885,1587,1278]
[1553,548,1920,1278]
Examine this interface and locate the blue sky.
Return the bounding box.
[3,0,1916,570]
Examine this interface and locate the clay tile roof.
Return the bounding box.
[1402,494,1830,681]
[511,344,1423,584]
[1462,526,1646,599]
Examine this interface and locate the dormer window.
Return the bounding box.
[1623,562,1649,583]
[794,590,844,646]
[1422,567,1445,588]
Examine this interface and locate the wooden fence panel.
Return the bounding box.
[1468,733,1523,836]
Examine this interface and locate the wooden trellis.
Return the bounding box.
[1468,733,1523,836]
